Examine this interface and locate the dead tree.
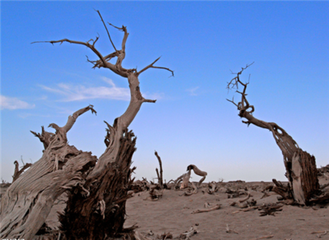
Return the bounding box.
[1,105,97,239]
[1,11,172,240]
[227,63,323,205]
[154,151,164,188]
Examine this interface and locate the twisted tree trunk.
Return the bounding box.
[1,11,172,239]
[227,64,321,205]
[0,105,97,239]
[59,130,137,239]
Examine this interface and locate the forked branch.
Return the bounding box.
[95,9,117,51]
[137,57,174,77]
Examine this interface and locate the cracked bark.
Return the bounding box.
[0,105,97,240]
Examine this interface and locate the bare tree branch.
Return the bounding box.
[143,99,157,103]
[137,57,174,76]
[227,62,254,90]
[95,10,117,51]
[108,23,128,51]
[32,38,113,70]
[63,104,97,133]
[30,126,55,150]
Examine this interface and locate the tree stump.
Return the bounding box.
[59,130,137,239]
[291,150,319,205]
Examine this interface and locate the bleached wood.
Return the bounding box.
[291,152,305,204]
[0,106,96,239]
[187,164,207,186]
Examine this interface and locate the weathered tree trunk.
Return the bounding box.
[227,63,321,205]
[1,11,172,239]
[0,106,97,239]
[59,130,137,239]
[291,150,319,205]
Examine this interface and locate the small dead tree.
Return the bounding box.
[154,151,164,188]
[1,11,172,240]
[227,63,323,205]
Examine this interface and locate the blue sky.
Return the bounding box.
[1,1,328,183]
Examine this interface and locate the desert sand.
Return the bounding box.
[1,176,328,240]
[123,178,329,240]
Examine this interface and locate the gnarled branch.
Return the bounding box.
[187,164,207,186]
[227,64,298,166]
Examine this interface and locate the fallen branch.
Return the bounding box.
[207,181,218,194]
[251,235,274,240]
[192,204,221,214]
[226,224,238,234]
[156,232,173,240]
[258,203,283,217]
[184,182,198,196]
[311,230,328,238]
[144,186,163,201]
[239,193,252,203]
[232,206,258,214]
[180,224,198,239]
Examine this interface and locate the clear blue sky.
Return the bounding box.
[1,1,328,183]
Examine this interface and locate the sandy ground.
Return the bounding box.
[124,180,329,240]
[1,178,328,240]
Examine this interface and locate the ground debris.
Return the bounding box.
[258,203,283,216]
[311,230,329,238]
[251,235,274,240]
[192,204,221,214]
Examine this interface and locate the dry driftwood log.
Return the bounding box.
[179,224,199,239]
[184,182,198,196]
[174,164,207,191]
[174,170,191,190]
[187,164,207,186]
[227,63,326,205]
[192,204,221,214]
[1,10,172,240]
[207,181,219,194]
[258,203,283,217]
